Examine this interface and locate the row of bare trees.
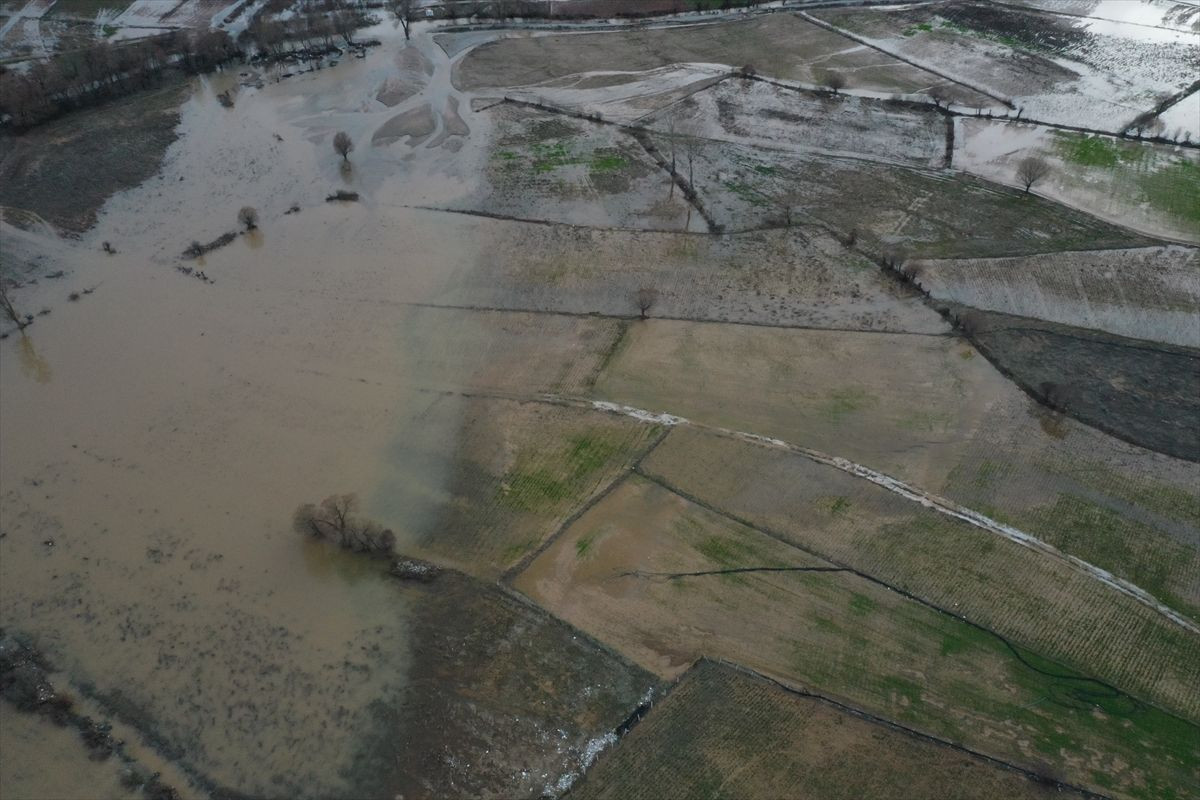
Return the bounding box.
[240,5,371,56]
[0,30,236,129]
[0,0,378,129]
[442,0,771,20]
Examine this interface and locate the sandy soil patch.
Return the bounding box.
[372,102,437,145]
[375,44,434,107]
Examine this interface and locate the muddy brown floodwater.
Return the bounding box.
[1,21,651,798]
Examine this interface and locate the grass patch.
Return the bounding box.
[1055,133,1138,168]
[575,534,596,558]
[722,180,769,207]
[1139,158,1200,224]
[694,535,753,567]
[589,151,627,172]
[501,468,572,511]
[1039,460,1200,527]
[497,431,632,513]
[501,539,538,561]
[821,387,874,422]
[1036,494,1199,619]
[972,459,1014,489]
[849,593,876,615]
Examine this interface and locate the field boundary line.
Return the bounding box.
[710,659,1112,800]
[796,10,1014,107]
[397,300,949,337]
[629,469,1200,730]
[399,385,1198,635]
[393,387,1200,723]
[498,427,672,585]
[565,397,1200,635]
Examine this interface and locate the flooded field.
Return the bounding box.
[2,2,1198,798]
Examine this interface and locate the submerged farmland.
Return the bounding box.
[1,1,1198,798]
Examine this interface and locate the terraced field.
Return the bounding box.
[641,426,1200,718]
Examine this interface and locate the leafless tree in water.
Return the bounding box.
[1016,156,1050,194]
[238,206,259,231]
[389,0,413,39]
[0,283,27,330]
[333,131,354,162]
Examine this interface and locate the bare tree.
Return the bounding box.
[666,116,679,198]
[293,494,396,555]
[333,131,354,162]
[389,0,413,39]
[774,190,804,227]
[238,206,259,230]
[818,69,846,95]
[928,85,950,108]
[1039,381,1080,414]
[331,11,356,45]
[634,287,659,320]
[0,283,26,330]
[1016,156,1050,194]
[956,309,985,335]
[883,246,909,271]
[682,133,703,193]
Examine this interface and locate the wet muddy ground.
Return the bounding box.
[0,81,190,238]
[950,305,1200,462]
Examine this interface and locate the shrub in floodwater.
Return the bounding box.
[293,493,395,555]
[333,131,354,162]
[238,206,259,231]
